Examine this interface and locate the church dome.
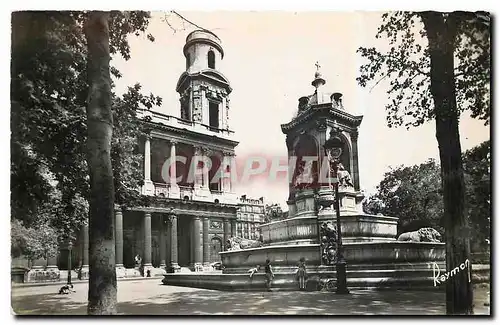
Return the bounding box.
[183,29,224,59]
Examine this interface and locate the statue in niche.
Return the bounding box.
[320,222,338,265]
[337,163,354,189]
[294,159,315,189]
[325,135,353,189]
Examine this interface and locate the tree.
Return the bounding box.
[357,11,490,314]
[84,11,117,315]
[363,159,444,235]
[11,10,156,314]
[11,11,155,233]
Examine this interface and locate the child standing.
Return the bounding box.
[296,257,307,290]
[264,259,274,291]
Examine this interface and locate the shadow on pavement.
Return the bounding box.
[11,284,490,316]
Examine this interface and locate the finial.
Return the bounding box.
[312,61,326,89]
[314,61,322,78]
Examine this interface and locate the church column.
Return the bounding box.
[194,147,203,188]
[144,137,151,181]
[221,97,226,129]
[192,217,203,267]
[115,207,124,268]
[143,212,153,271]
[169,140,180,198]
[143,135,154,195]
[231,219,236,237]
[223,219,230,251]
[159,215,167,268]
[170,141,177,186]
[351,130,360,191]
[202,148,210,189]
[168,214,180,272]
[222,152,234,193]
[202,217,210,266]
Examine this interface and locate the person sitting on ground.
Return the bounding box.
[58,284,74,295]
[248,265,260,278]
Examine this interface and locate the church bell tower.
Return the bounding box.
[175,30,233,132]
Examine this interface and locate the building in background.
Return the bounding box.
[235,195,265,240]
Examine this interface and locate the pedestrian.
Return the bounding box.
[296,257,307,290]
[264,259,274,291]
[248,265,260,279]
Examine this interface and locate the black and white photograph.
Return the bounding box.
[7,3,491,316]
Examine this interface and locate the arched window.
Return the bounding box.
[208,50,215,69]
[186,53,191,70]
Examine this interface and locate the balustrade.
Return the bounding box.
[260,216,318,244]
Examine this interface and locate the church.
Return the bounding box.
[20,29,266,282]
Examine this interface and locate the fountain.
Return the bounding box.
[163,67,448,291]
[216,67,447,291]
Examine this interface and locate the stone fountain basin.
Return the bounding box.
[163,242,490,291]
[220,241,445,271]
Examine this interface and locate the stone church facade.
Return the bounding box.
[18,30,267,282]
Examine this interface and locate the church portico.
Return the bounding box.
[117,198,236,275]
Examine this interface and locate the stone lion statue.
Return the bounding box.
[397,227,442,243]
[226,237,263,251]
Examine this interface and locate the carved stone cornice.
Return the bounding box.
[281,103,363,135]
[145,121,239,148]
[201,147,213,156]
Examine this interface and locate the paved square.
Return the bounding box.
[11,280,490,315]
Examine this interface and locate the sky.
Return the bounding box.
[112,11,490,209]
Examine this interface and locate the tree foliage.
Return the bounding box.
[112,84,162,208]
[363,159,443,235]
[364,140,491,251]
[11,219,59,260]
[11,11,158,243]
[463,140,491,251]
[357,11,490,129]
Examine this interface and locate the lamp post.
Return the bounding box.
[324,132,349,294]
[67,240,73,286]
[332,160,349,294]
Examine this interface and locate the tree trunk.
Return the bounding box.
[421,12,473,315]
[84,11,117,315]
